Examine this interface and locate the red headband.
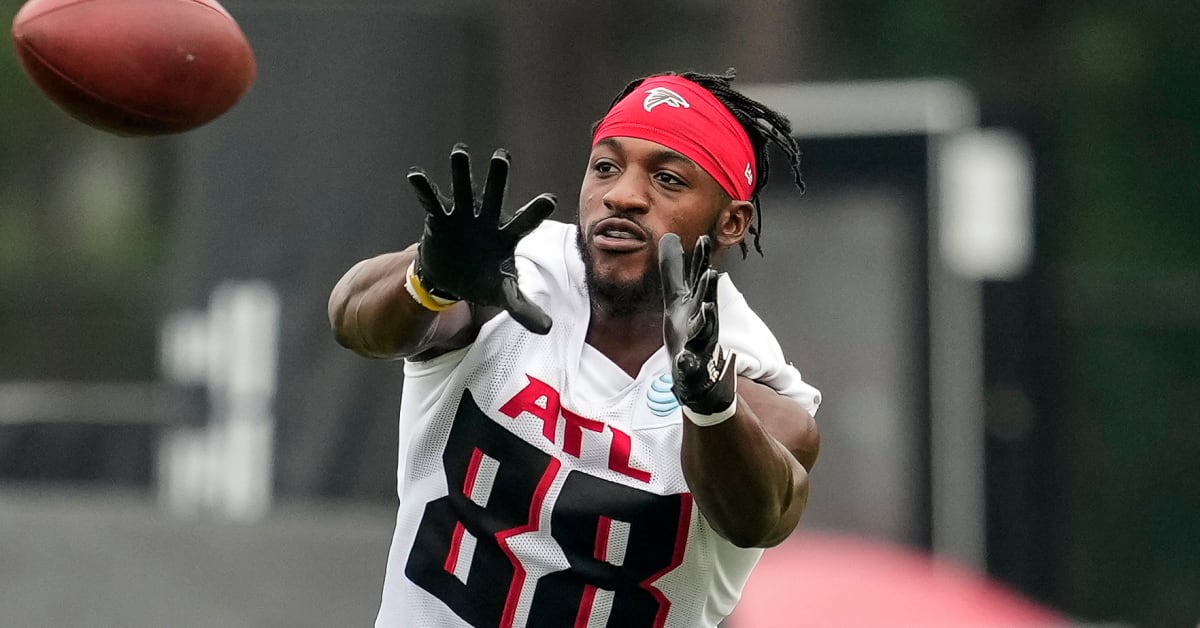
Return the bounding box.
[592,75,756,201]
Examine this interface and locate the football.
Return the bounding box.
[11,0,257,136]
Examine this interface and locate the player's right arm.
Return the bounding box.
[329,145,556,360]
[328,245,481,360]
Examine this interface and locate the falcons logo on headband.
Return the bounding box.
[643,87,690,112]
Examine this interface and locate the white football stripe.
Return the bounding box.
[469,453,500,507]
[605,519,631,567]
[453,529,477,584]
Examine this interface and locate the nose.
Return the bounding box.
[602,171,650,214]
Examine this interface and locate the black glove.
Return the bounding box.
[658,233,737,417]
[407,144,557,334]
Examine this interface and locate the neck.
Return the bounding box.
[585,301,664,378]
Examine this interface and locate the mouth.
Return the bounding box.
[590,217,648,252]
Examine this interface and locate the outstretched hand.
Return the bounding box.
[659,233,737,419]
[407,144,557,334]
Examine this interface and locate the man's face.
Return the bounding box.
[576,136,733,314]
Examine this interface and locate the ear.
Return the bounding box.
[715,199,754,250]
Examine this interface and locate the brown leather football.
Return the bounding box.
[11,0,257,136]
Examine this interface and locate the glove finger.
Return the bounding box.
[480,148,511,227]
[673,350,705,383]
[658,233,687,305]
[697,267,720,308]
[406,168,448,217]
[449,143,476,218]
[691,273,722,354]
[688,235,712,292]
[692,301,720,353]
[501,276,553,335]
[501,193,557,241]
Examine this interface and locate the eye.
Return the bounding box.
[654,171,687,187]
[591,159,618,176]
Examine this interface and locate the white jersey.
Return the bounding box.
[376,221,821,628]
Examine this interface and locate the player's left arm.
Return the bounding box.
[684,376,819,548]
[660,233,821,548]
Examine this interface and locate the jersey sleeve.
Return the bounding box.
[716,273,823,416]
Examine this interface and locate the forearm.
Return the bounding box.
[680,381,811,548]
[328,247,469,359]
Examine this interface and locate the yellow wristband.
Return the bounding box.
[404,261,459,312]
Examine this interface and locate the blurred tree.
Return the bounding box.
[0,0,169,482]
[1054,3,1200,626]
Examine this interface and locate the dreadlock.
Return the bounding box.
[600,68,805,257]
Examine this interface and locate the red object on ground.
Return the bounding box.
[732,530,1067,627]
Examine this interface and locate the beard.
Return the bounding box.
[575,227,663,317]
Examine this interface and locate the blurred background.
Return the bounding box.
[1,1,1196,627]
